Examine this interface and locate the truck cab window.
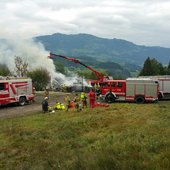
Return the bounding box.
[117,82,123,87]
[102,82,107,87]
[0,83,5,90]
[111,83,115,87]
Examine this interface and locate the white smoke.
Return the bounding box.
[0,39,55,74]
[0,38,90,88]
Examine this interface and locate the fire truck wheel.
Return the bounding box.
[105,94,116,103]
[135,96,145,104]
[19,97,27,106]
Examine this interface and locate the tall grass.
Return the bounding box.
[0,101,170,170]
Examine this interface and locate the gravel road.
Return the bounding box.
[0,92,69,119]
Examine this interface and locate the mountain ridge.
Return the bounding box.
[35,33,170,66]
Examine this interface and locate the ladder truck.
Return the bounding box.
[48,53,159,103]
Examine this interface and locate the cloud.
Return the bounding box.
[0,0,170,47]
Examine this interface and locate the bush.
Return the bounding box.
[27,67,51,90]
[0,64,11,76]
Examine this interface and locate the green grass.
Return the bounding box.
[0,101,170,170]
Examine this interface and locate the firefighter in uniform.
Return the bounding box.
[42,97,49,113]
[44,87,49,99]
[81,91,87,108]
[60,103,65,110]
[65,94,71,112]
[74,93,81,112]
[88,89,96,108]
[54,102,65,110]
[32,87,36,102]
[94,83,97,92]
[55,102,61,110]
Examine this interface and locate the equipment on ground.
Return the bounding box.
[0,77,34,106]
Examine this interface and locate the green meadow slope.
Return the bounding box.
[0,101,170,170]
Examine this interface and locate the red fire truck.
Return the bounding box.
[98,78,159,103]
[0,77,34,106]
[48,53,159,103]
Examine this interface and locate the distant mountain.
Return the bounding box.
[35,33,170,66]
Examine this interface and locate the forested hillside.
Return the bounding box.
[35,33,170,65]
[35,33,170,78]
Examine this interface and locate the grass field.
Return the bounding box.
[0,101,170,170]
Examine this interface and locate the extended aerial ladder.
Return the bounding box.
[48,52,110,82]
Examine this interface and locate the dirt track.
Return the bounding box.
[0,92,69,119]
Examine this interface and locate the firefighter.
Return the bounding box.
[48,106,53,112]
[97,83,100,89]
[54,102,65,110]
[61,84,67,92]
[94,83,97,92]
[44,87,49,99]
[55,102,61,110]
[32,87,36,102]
[74,93,81,112]
[60,103,65,110]
[80,91,87,108]
[88,89,96,108]
[96,83,101,99]
[42,97,49,113]
[65,94,71,112]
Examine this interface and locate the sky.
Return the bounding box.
[0,0,170,48]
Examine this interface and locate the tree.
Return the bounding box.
[139,57,154,76]
[27,67,51,91]
[151,58,165,75]
[0,64,11,76]
[167,61,170,75]
[54,61,66,74]
[14,56,28,77]
[139,57,166,76]
[158,62,165,75]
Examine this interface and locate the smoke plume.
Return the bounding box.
[0,38,85,87]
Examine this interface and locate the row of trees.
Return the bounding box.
[55,57,170,79]
[1,56,169,90]
[139,57,170,76]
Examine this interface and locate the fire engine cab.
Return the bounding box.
[0,77,34,106]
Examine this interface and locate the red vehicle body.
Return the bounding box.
[99,80,126,95]
[49,53,159,103]
[97,78,159,103]
[0,77,34,106]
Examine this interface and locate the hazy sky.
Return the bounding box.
[1,0,170,47]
